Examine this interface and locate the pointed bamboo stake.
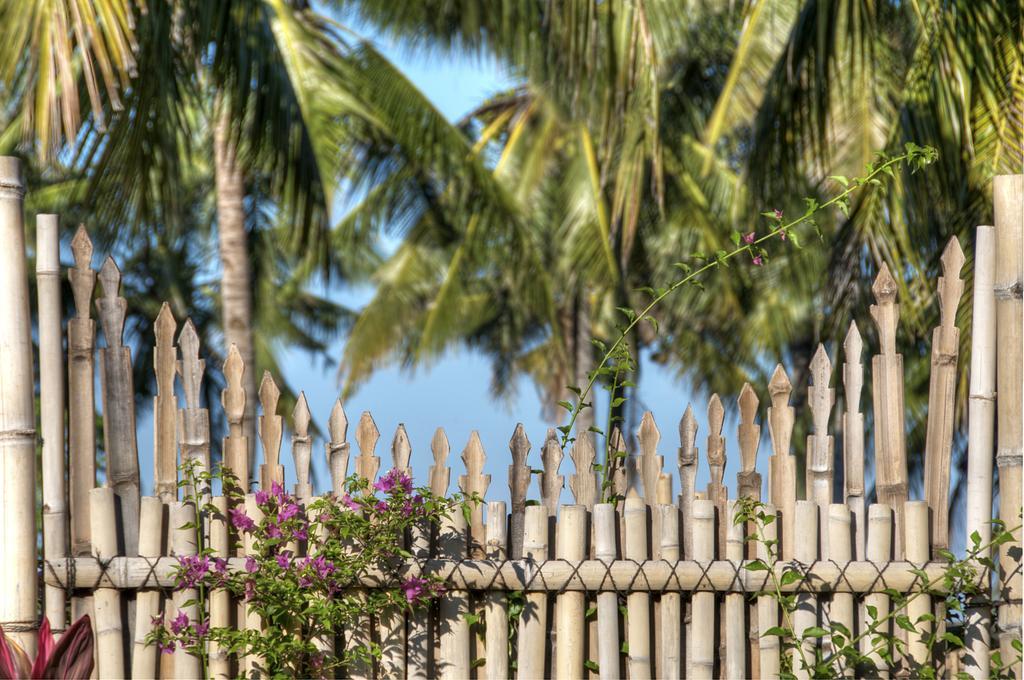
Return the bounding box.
[569,431,599,508]
[737,383,761,676]
[484,500,509,680]
[459,431,490,557]
[994,174,1022,677]
[68,226,96,561]
[638,412,664,506]
[923,237,965,553]
[154,304,178,503]
[354,411,381,485]
[325,399,349,496]
[392,423,412,476]
[964,225,996,679]
[97,256,142,557]
[870,263,909,558]
[678,405,699,558]
[91,488,125,678]
[177,320,210,502]
[806,344,835,556]
[37,214,67,633]
[0,160,38,655]
[767,365,797,559]
[257,372,284,490]
[430,427,452,497]
[221,346,248,492]
[132,497,164,678]
[508,424,531,558]
[291,394,313,501]
[842,322,866,560]
[540,428,564,517]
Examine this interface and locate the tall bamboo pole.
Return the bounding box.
[994,174,1022,678]
[594,503,621,680]
[37,214,68,633]
[0,157,37,654]
[964,224,996,679]
[484,501,509,680]
[91,488,125,678]
[555,505,587,680]
[517,505,550,679]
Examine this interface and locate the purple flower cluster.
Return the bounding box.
[176,555,211,589]
[157,611,210,654]
[374,469,413,495]
[399,576,445,604]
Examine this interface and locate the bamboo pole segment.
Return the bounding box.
[540,429,564,517]
[429,427,451,498]
[37,214,68,633]
[291,394,313,501]
[97,256,142,557]
[438,506,471,680]
[154,304,178,503]
[91,488,126,678]
[705,395,727,522]
[623,456,652,679]
[0,158,37,654]
[221,346,249,492]
[170,501,201,680]
[379,424,413,679]
[767,365,797,558]
[828,504,854,677]
[132,497,164,678]
[792,501,818,679]
[555,505,587,680]
[806,345,835,557]
[736,383,762,676]
[964,225,996,680]
[842,322,866,560]
[870,264,909,558]
[517,505,550,679]
[863,504,893,678]
[569,431,599,508]
[725,499,747,679]
[242,495,264,678]
[655,504,681,680]
[257,372,285,490]
[678,405,698,559]
[68,225,97,568]
[593,503,621,680]
[690,499,716,679]
[484,501,509,680]
[994,174,1022,678]
[923,237,966,554]
[758,503,780,680]
[459,431,491,557]
[325,399,349,497]
[177,320,210,502]
[903,501,931,673]
[208,496,230,679]
[638,411,665,507]
[348,413,380,680]
[508,424,531,559]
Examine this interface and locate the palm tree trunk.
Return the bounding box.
[214,106,257,475]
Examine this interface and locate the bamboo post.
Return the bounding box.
[209,496,230,679]
[37,214,68,633]
[68,225,96,570]
[678,405,698,558]
[177,320,210,503]
[154,304,178,503]
[380,424,413,679]
[964,224,996,679]
[241,495,264,678]
[737,383,762,675]
[758,503,780,680]
[170,501,200,679]
[409,427,445,680]
[903,501,931,673]
[0,158,37,654]
[659,504,682,679]
[623,456,651,679]
[97,256,142,557]
[806,345,835,556]
[222,346,249,492]
[540,429,564,517]
[870,264,909,558]
[91,488,125,678]
[792,501,818,679]
[923,238,965,553]
[257,372,284,490]
[725,499,746,679]
[439,489,471,679]
[767,365,796,558]
[863,504,893,678]
[346,413,380,680]
[508,424,531,559]
[705,395,727,530]
[689,499,715,679]
[484,501,509,680]
[460,431,491,557]
[842,322,866,560]
[637,413,663,678]
[994,174,1022,678]
[556,505,587,680]
[325,399,349,496]
[517,505,549,679]
[594,503,621,680]
[569,433,600,677]
[828,504,854,677]
[291,394,313,502]
[132,497,164,679]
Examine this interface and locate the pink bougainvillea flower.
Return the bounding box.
[229,508,256,533]
[169,611,190,636]
[177,555,211,589]
[752,255,764,266]
[158,641,176,656]
[278,502,299,522]
[742,232,756,245]
[245,556,258,574]
[270,481,286,503]
[276,552,292,570]
[374,501,388,514]
[773,209,783,220]
[244,580,256,601]
[254,489,270,506]
[340,494,360,512]
[779,230,787,241]
[266,522,283,539]
[193,620,210,638]
[214,558,228,575]
[401,577,428,603]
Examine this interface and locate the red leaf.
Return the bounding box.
[39,616,92,680]
[29,618,55,678]
[0,626,31,679]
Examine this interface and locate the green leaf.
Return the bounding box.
[584,660,599,672]
[895,615,916,633]
[744,559,770,572]
[762,626,789,638]
[585,605,598,619]
[730,230,741,246]
[780,570,803,587]
[829,175,849,187]
[802,626,828,639]
[942,632,964,647]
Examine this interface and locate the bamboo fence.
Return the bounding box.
[0,157,1021,679]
